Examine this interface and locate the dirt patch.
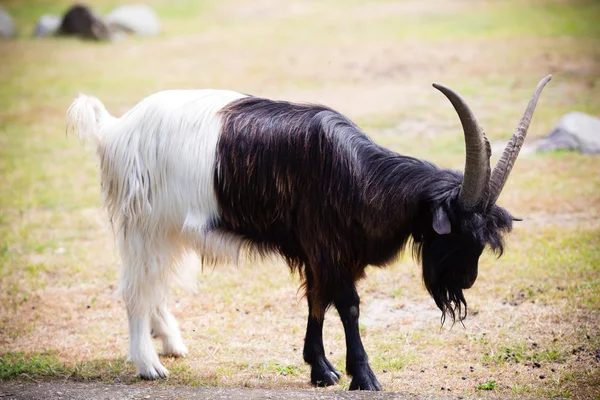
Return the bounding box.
[361,298,440,329]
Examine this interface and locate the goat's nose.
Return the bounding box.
[463,271,478,289]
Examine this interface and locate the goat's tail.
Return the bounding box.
[66,94,114,146]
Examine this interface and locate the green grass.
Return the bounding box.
[374,355,413,372]
[265,364,302,377]
[227,0,600,45]
[0,351,144,382]
[511,384,531,396]
[0,351,66,380]
[483,343,565,365]
[386,1,600,40]
[477,380,499,391]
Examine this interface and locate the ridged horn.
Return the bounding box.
[487,75,552,207]
[433,83,492,210]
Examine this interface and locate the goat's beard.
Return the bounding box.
[427,281,467,325]
[415,241,469,326]
[413,230,482,326]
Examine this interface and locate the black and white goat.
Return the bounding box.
[66,75,551,390]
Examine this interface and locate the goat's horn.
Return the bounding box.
[433,83,491,210]
[487,75,552,207]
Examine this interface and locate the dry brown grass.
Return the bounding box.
[1,0,599,398]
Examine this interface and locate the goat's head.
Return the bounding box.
[415,75,552,324]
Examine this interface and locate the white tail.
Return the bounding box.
[66,94,113,145]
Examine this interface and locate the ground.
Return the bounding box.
[0,0,599,399]
[1,381,453,400]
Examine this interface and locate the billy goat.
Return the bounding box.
[66,75,551,390]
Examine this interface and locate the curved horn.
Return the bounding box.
[433,83,492,210]
[487,75,552,207]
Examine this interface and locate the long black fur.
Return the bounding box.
[215,96,514,322]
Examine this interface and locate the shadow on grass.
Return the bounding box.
[0,350,239,387]
[0,350,135,382]
[0,350,317,389]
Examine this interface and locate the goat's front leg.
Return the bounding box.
[303,271,341,386]
[334,282,381,391]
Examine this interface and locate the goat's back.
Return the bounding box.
[98,89,246,236]
[214,96,374,263]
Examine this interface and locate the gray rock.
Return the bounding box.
[537,111,600,155]
[0,6,16,38]
[105,5,161,37]
[57,4,112,41]
[34,15,62,37]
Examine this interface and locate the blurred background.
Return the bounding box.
[0,0,598,399]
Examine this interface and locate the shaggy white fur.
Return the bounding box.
[67,89,246,379]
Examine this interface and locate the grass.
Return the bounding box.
[512,384,531,396]
[0,351,66,380]
[260,363,302,377]
[477,380,499,391]
[390,1,600,40]
[0,350,140,382]
[1,0,599,399]
[482,343,565,365]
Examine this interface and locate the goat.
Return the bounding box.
[66,75,551,390]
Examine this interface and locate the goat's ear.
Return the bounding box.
[432,207,451,235]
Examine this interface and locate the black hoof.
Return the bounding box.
[311,357,342,387]
[349,363,382,391]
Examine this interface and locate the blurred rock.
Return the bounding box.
[34,15,62,37]
[0,6,16,38]
[537,112,600,155]
[57,4,111,41]
[105,5,161,37]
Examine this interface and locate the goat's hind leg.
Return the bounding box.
[151,300,188,358]
[127,305,169,379]
[120,231,170,380]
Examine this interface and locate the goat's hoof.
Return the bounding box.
[138,362,169,380]
[349,364,382,391]
[311,357,341,387]
[312,370,340,387]
[162,340,188,358]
